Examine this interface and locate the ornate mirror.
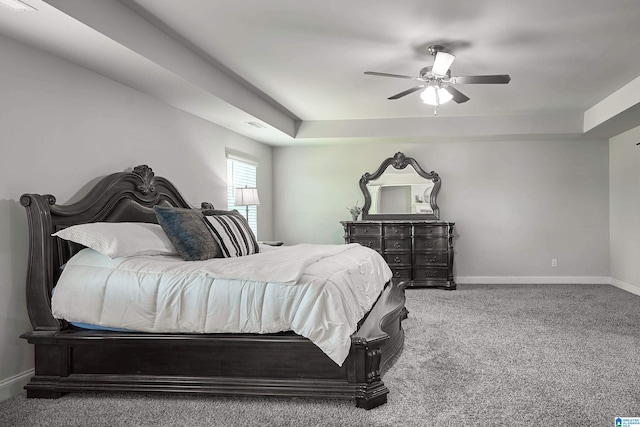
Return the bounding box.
[360,152,441,220]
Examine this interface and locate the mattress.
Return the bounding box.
[51,243,393,365]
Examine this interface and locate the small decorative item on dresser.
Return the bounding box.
[347,202,362,221]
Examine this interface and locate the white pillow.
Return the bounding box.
[52,222,178,258]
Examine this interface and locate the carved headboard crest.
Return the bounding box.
[132,165,156,195]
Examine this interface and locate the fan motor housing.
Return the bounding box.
[419,66,451,80]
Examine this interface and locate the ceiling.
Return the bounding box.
[2,0,640,145]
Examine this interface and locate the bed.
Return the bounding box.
[19,165,406,409]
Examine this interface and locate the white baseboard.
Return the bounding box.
[610,278,640,297]
[0,369,33,402]
[456,276,612,285]
[455,276,640,297]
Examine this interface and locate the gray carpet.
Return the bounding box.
[1,284,639,426]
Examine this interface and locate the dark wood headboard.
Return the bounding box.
[20,165,213,332]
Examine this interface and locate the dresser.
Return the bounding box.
[341,220,455,290]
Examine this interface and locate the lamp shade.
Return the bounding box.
[420,86,453,106]
[234,187,260,206]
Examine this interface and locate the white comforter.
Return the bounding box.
[51,243,392,366]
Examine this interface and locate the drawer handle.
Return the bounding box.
[424,242,436,248]
[363,228,368,233]
[425,256,437,263]
[394,256,401,263]
[393,271,400,278]
[365,241,372,247]
[393,242,401,249]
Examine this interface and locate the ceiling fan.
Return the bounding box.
[365,45,511,114]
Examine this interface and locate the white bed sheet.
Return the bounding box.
[51,243,392,366]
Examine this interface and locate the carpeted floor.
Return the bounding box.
[1,283,639,426]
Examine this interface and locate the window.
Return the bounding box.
[227,155,258,236]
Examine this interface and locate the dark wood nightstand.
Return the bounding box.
[260,241,284,246]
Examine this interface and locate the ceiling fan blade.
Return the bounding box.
[432,51,455,75]
[449,75,511,84]
[445,86,470,103]
[364,71,416,80]
[388,86,423,100]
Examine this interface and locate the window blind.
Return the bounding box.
[227,156,258,236]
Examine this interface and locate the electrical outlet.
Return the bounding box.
[551,259,558,267]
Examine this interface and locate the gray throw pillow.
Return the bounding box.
[154,206,222,261]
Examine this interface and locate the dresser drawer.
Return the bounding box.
[414,225,449,237]
[385,253,412,266]
[384,238,412,251]
[383,224,411,236]
[414,252,449,266]
[349,237,382,251]
[413,267,450,280]
[390,267,412,280]
[349,224,382,236]
[414,236,448,251]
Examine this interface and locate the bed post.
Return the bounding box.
[351,337,389,409]
[349,281,406,408]
[20,193,62,332]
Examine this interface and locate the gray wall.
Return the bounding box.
[609,124,640,292]
[273,139,610,282]
[0,35,273,399]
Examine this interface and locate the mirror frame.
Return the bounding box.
[360,152,441,220]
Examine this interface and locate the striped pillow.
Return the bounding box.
[204,214,259,257]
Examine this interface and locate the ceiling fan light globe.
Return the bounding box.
[420,86,453,106]
[420,86,437,105]
[438,87,453,104]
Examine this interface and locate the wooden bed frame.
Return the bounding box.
[20,165,406,409]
